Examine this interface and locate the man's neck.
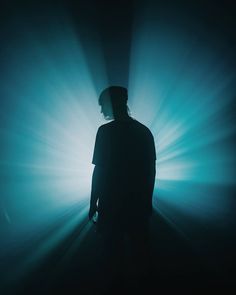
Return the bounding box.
[114,114,132,121]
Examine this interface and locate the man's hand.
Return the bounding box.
[89,205,97,220]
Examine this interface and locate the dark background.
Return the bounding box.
[1,0,236,86]
[0,0,236,294]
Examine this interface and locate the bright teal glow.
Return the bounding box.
[128,15,236,223]
[1,3,236,288]
[1,14,107,221]
[1,11,108,284]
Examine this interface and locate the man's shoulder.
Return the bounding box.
[131,119,154,137]
[98,121,114,131]
[98,119,153,137]
[96,121,115,138]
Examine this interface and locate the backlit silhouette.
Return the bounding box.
[89,86,156,282]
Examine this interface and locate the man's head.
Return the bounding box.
[99,86,129,120]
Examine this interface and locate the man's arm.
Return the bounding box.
[146,133,156,215]
[145,161,156,215]
[89,165,102,220]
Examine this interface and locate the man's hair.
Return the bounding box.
[99,86,128,106]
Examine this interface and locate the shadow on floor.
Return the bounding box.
[2,208,235,295]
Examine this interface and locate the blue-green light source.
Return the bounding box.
[1,9,108,284]
[1,2,236,289]
[128,11,236,224]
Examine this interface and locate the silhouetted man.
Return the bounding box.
[89,86,156,281]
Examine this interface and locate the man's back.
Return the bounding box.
[92,118,156,231]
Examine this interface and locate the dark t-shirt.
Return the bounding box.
[92,118,156,230]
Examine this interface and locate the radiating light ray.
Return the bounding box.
[3,203,90,285]
[129,3,236,230]
[1,2,236,290]
[0,5,108,283]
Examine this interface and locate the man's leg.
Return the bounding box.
[126,219,151,278]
